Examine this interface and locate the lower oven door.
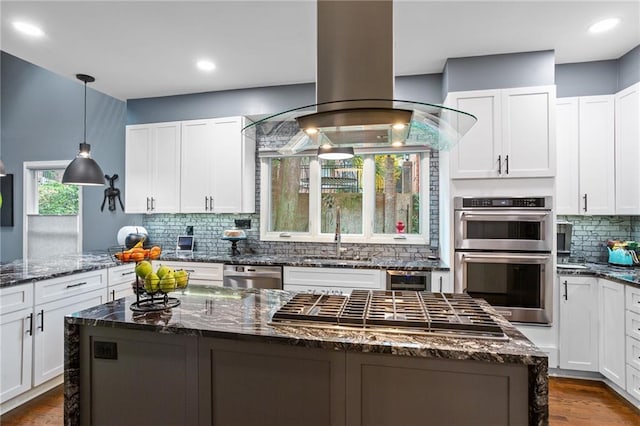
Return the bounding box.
[454,252,552,324]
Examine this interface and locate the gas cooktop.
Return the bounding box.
[272,290,507,340]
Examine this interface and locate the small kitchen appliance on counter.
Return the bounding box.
[116,226,148,248]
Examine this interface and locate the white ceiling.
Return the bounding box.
[1,1,638,101]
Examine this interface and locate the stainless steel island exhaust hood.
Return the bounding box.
[243,0,476,156]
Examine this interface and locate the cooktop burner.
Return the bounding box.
[272,290,507,339]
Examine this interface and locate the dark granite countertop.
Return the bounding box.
[1,252,448,288]
[66,286,546,364]
[557,262,640,286]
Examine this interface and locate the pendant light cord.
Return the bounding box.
[83,79,87,143]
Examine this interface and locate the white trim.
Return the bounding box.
[22,160,82,259]
[260,152,430,245]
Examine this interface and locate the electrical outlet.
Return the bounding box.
[235,219,251,229]
[186,226,194,235]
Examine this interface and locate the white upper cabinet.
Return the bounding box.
[127,116,255,215]
[556,95,615,215]
[180,116,255,214]
[125,122,182,214]
[555,98,580,214]
[615,82,640,215]
[447,86,555,179]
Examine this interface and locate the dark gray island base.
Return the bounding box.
[64,287,548,426]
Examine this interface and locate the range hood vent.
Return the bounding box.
[243,0,476,155]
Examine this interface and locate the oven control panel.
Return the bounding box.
[458,197,549,209]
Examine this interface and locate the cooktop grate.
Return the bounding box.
[272,290,505,338]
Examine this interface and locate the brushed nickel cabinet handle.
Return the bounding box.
[583,194,588,212]
[563,280,568,300]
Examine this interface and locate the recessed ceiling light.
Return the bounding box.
[588,18,620,34]
[196,60,216,72]
[12,21,44,37]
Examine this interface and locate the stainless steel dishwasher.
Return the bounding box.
[223,264,282,289]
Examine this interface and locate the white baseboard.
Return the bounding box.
[0,375,63,416]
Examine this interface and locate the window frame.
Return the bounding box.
[260,149,430,245]
[23,160,83,258]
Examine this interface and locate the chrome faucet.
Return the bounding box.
[334,206,341,258]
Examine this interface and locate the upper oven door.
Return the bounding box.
[454,210,553,251]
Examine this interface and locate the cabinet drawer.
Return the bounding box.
[155,261,223,282]
[627,310,640,342]
[627,335,640,371]
[107,264,137,286]
[284,267,385,290]
[626,364,640,401]
[627,285,640,314]
[34,270,106,305]
[0,283,34,314]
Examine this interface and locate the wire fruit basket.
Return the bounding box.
[129,261,189,312]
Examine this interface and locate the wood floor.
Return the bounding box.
[2,378,639,425]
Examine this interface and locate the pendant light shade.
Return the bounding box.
[0,159,6,176]
[62,74,105,186]
[317,146,354,160]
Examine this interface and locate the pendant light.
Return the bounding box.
[317,145,354,160]
[62,74,105,186]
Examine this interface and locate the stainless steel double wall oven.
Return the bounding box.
[454,196,553,324]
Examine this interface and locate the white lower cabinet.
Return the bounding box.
[558,275,598,371]
[431,271,452,293]
[598,279,625,388]
[107,263,137,301]
[155,261,224,286]
[0,284,34,403]
[283,267,385,294]
[0,270,108,409]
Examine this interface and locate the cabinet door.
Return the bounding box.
[211,118,246,213]
[598,279,625,388]
[431,271,452,293]
[125,125,153,213]
[181,119,215,213]
[108,282,135,302]
[502,86,555,177]
[149,122,181,213]
[33,289,107,386]
[555,98,580,215]
[447,90,501,179]
[559,275,598,371]
[0,308,33,402]
[578,96,615,215]
[615,82,640,214]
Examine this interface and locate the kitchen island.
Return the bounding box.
[64,286,548,425]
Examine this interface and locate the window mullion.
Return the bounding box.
[308,158,321,237]
[362,155,375,238]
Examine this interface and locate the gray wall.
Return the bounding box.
[0,52,137,262]
[555,60,618,97]
[558,215,636,263]
[127,74,444,125]
[619,44,640,91]
[555,44,639,97]
[442,50,555,95]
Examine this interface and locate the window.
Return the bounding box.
[24,161,82,259]
[261,150,429,244]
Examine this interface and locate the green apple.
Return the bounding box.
[159,273,176,293]
[175,269,189,289]
[135,260,153,279]
[144,272,160,293]
[156,264,170,279]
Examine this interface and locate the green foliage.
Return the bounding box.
[38,181,79,215]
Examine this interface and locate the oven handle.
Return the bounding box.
[459,212,550,222]
[461,253,551,262]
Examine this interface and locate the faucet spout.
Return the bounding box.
[335,206,341,257]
